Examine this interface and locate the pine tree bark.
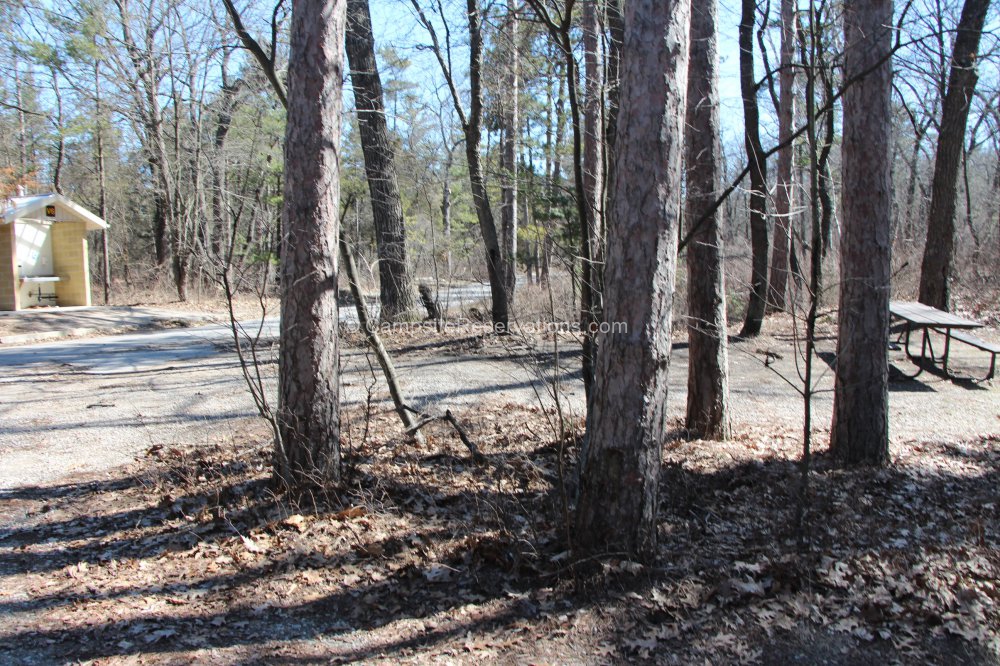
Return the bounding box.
[767,0,796,311]
[277,0,346,487]
[738,0,769,338]
[345,0,416,322]
[575,0,690,562]
[831,0,893,466]
[917,0,990,311]
[684,0,730,441]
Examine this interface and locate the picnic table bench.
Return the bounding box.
[889,301,998,380]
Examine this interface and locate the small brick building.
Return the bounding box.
[1,193,107,311]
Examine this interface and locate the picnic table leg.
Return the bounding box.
[942,327,952,376]
[898,325,924,379]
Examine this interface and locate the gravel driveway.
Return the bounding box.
[0,317,997,501]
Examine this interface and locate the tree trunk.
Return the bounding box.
[831,0,893,466]
[172,254,188,301]
[50,65,65,194]
[212,61,237,265]
[345,0,416,322]
[441,145,454,278]
[340,230,423,442]
[95,57,111,305]
[582,0,604,279]
[580,0,604,396]
[541,50,565,290]
[604,0,624,161]
[767,0,796,311]
[575,0,690,562]
[457,0,511,331]
[151,176,169,266]
[500,9,519,300]
[407,0,513,328]
[901,134,923,241]
[816,42,837,258]
[961,140,981,253]
[525,0,603,390]
[917,0,990,311]
[13,58,28,177]
[684,0,730,441]
[738,0,769,338]
[114,1,176,273]
[277,0,346,487]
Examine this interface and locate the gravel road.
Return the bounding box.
[0,318,997,502]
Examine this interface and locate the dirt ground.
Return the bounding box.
[0,309,998,664]
[0,306,217,343]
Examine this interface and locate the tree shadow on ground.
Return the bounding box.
[813,349,979,393]
[1,418,998,663]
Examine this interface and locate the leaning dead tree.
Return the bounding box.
[339,222,423,445]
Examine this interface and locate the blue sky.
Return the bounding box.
[367,0,755,147]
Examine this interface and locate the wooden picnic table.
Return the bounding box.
[889,301,994,379]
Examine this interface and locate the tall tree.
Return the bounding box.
[917,0,990,311]
[581,0,604,394]
[737,0,770,338]
[112,0,177,277]
[575,0,690,561]
[409,0,512,331]
[767,0,797,311]
[684,0,730,441]
[93,44,111,304]
[276,0,346,487]
[499,7,519,301]
[209,52,238,264]
[831,0,893,466]
[582,0,603,241]
[345,0,417,322]
[525,0,603,392]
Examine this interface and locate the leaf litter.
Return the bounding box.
[0,383,998,662]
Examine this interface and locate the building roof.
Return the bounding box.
[1,193,108,231]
